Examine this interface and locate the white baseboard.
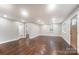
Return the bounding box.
[0,35,47,44]
[29,34,62,39]
[29,34,39,39]
[0,36,24,44]
[0,35,62,44]
[39,34,61,37]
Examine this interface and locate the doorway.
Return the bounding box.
[70,15,77,54]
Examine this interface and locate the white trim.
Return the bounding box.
[29,34,62,39]
[40,34,61,37]
[29,34,39,39]
[0,35,61,44]
[0,36,24,44]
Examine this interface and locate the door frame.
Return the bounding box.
[70,15,78,53]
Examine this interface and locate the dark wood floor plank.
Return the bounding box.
[0,36,77,55]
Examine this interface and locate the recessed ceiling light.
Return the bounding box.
[3,14,7,18]
[21,9,29,17]
[37,19,45,24]
[37,20,41,23]
[48,4,56,11]
[15,22,20,24]
[21,20,25,22]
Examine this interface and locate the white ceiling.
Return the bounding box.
[0,4,78,24]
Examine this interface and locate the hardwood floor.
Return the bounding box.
[0,36,77,55]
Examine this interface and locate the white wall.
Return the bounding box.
[0,17,24,43]
[16,22,25,38]
[0,18,62,43]
[62,19,71,45]
[26,23,62,38]
[26,23,40,38]
[77,9,79,53]
[40,24,62,36]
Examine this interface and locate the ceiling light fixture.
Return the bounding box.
[37,19,45,24]
[21,20,25,22]
[3,14,7,18]
[48,4,56,11]
[21,9,29,17]
[37,20,41,23]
